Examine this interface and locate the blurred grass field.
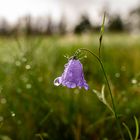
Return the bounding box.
[0,33,140,140]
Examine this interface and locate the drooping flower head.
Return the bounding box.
[54,57,89,90]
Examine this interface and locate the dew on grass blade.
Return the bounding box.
[11,111,15,117]
[22,77,28,83]
[0,116,4,122]
[131,79,137,84]
[25,64,31,70]
[0,98,7,104]
[115,72,120,78]
[26,83,32,89]
[15,61,21,66]
[22,57,27,62]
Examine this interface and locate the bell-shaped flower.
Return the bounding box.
[54,58,89,90]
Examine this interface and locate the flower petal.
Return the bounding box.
[54,58,89,90]
[65,81,76,88]
[84,84,89,90]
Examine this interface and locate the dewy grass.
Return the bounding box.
[54,13,125,139]
[78,48,125,140]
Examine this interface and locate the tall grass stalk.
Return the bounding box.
[78,48,124,139]
[75,13,125,139]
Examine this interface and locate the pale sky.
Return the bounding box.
[0,0,139,24]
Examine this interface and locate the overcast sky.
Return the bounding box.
[0,0,139,24]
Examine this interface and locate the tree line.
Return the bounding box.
[0,7,140,36]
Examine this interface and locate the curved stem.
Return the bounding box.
[79,48,125,140]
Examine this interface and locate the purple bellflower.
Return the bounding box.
[54,57,89,90]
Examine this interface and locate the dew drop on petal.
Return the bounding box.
[85,86,88,90]
[54,77,61,86]
[64,64,68,67]
[69,82,76,88]
[65,82,76,88]
[84,84,89,90]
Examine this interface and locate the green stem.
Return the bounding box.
[79,48,125,140]
[99,12,106,59]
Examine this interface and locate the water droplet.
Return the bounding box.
[15,61,21,66]
[26,84,32,89]
[84,55,87,58]
[11,111,15,117]
[22,57,27,62]
[54,78,61,86]
[84,85,89,90]
[25,65,31,70]
[70,82,76,88]
[22,77,28,83]
[115,73,120,78]
[64,64,68,67]
[65,82,76,88]
[0,116,4,122]
[1,98,7,104]
[131,79,137,84]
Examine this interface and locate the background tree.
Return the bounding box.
[74,14,92,34]
[108,15,124,32]
[129,6,140,32]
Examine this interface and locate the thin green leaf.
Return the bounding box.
[100,12,106,35]
[134,116,139,140]
[93,85,114,114]
[123,122,133,140]
[101,84,105,102]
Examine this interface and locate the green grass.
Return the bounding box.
[0,33,140,140]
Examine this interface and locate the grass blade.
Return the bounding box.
[99,12,106,58]
[123,122,133,140]
[134,116,139,140]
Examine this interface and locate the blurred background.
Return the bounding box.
[0,0,140,140]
